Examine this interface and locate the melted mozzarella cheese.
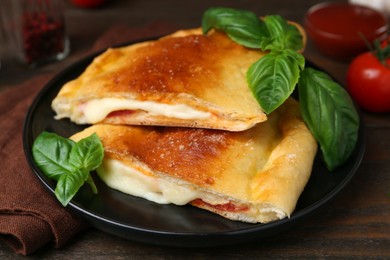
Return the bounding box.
[96,158,287,222]
[83,98,212,124]
[97,159,204,205]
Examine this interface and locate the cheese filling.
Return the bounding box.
[82,98,212,124]
[97,158,287,222]
[97,158,221,205]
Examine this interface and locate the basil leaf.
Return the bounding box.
[285,23,304,51]
[263,15,303,51]
[298,68,360,171]
[202,7,270,49]
[55,169,89,206]
[247,49,304,113]
[69,133,104,172]
[32,131,76,181]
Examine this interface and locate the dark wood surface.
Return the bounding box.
[1,0,389,258]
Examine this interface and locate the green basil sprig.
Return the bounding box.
[202,7,359,171]
[203,8,304,114]
[32,131,104,206]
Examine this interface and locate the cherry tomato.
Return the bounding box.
[70,0,106,8]
[346,51,390,113]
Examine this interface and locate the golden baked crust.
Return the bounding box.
[71,98,317,223]
[52,28,267,131]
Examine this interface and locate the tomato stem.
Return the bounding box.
[373,35,390,68]
[359,32,390,68]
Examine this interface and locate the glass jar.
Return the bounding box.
[1,0,70,67]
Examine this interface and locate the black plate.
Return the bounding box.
[23,41,365,247]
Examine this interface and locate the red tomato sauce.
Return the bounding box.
[107,110,135,118]
[307,4,387,38]
[305,3,389,60]
[192,199,249,213]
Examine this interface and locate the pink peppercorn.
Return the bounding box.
[18,0,69,66]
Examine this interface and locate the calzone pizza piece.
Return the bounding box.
[71,98,317,223]
[52,28,270,131]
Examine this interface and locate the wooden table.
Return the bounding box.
[1,0,389,258]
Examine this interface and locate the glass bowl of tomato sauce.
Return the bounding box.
[305,2,389,61]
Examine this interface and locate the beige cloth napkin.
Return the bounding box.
[0,21,177,255]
